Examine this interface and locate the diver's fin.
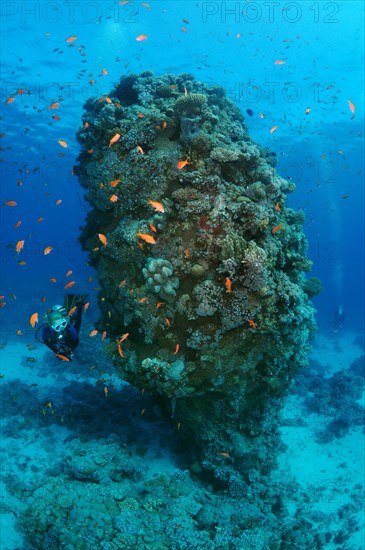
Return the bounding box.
[64,294,88,313]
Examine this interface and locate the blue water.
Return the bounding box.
[0,2,364,548]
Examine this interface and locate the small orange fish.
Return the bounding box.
[83,122,89,129]
[225,277,232,293]
[137,112,144,118]
[139,297,148,303]
[148,199,165,213]
[110,194,118,202]
[89,329,98,337]
[305,108,312,115]
[270,125,278,134]
[174,343,179,355]
[165,318,171,328]
[41,296,47,302]
[275,202,281,212]
[49,278,57,283]
[136,233,156,244]
[149,223,157,232]
[136,34,148,41]
[218,452,230,457]
[3,201,17,206]
[43,246,53,255]
[117,344,125,358]
[274,60,286,64]
[118,333,129,344]
[110,179,121,187]
[56,353,71,361]
[248,319,257,329]
[184,248,189,257]
[272,224,283,233]
[109,133,120,147]
[16,240,25,253]
[5,97,15,104]
[102,330,107,341]
[137,145,144,154]
[84,302,89,312]
[98,233,107,246]
[101,68,108,75]
[57,140,68,148]
[347,99,355,114]
[55,199,62,205]
[68,306,77,316]
[176,159,189,170]
[48,102,60,110]
[65,36,77,42]
[18,261,27,266]
[66,270,72,277]
[16,330,22,336]
[14,221,22,228]
[30,312,38,328]
[64,281,75,289]
[259,112,265,119]
[52,115,61,120]
[36,217,44,223]
[156,302,164,309]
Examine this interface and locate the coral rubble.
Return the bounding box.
[75,72,318,483]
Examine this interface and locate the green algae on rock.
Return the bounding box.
[75,72,318,482]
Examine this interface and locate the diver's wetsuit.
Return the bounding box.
[35,294,87,361]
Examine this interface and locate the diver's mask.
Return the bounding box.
[46,305,69,333]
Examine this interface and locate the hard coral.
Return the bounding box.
[76,72,318,486]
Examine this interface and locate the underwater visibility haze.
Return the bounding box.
[0,1,364,549]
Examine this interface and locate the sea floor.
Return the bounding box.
[0,328,364,549]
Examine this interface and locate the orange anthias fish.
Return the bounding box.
[58,140,68,148]
[225,277,232,293]
[272,224,283,233]
[274,60,286,64]
[56,353,70,361]
[3,201,17,206]
[98,233,107,246]
[30,312,38,328]
[148,199,165,213]
[48,102,60,110]
[89,329,98,337]
[248,319,257,329]
[136,233,156,244]
[176,159,189,170]
[109,133,120,147]
[16,240,25,253]
[270,125,278,134]
[66,36,77,43]
[347,99,355,115]
[64,281,76,289]
[68,306,77,316]
[174,343,180,355]
[136,34,148,41]
[110,179,121,187]
[275,202,281,212]
[118,333,129,344]
[43,246,53,255]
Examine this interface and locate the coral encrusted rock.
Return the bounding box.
[75,72,318,485]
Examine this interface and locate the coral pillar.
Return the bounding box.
[75,72,318,483]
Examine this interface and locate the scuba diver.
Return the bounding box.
[35,294,88,361]
[333,305,345,333]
